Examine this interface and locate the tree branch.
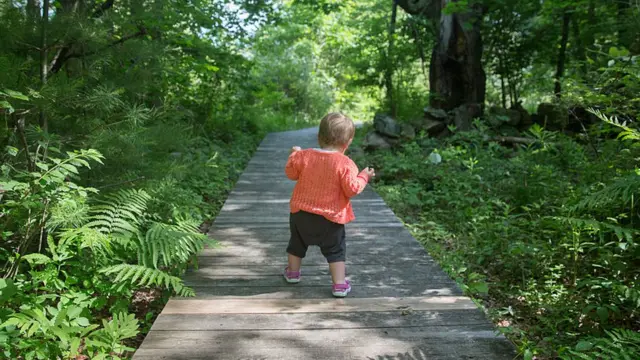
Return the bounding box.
[91,0,114,18]
[49,26,147,75]
[66,27,147,60]
[48,0,116,75]
[396,0,438,18]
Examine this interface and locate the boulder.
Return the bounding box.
[373,113,401,138]
[453,103,482,131]
[536,103,567,130]
[424,107,448,121]
[488,106,522,127]
[363,131,391,150]
[424,119,447,136]
[511,101,532,128]
[400,124,416,140]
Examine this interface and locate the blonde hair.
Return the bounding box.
[318,112,355,148]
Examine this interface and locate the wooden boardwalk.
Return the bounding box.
[133,128,516,359]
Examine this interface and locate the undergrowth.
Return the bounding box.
[352,117,640,359]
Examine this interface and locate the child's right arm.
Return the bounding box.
[285,148,302,180]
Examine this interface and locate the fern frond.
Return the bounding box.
[87,189,150,237]
[573,173,640,212]
[99,264,194,297]
[566,328,640,360]
[549,216,636,243]
[137,219,207,269]
[588,108,640,145]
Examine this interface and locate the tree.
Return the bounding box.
[397,0,486,112]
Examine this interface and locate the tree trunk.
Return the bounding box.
[26,0,41,28]
[499,56,506,108]
[386,0,398,117]
[396,0,486,114]
[617,0,632,49]
[39,0,49,132]
[429,0,486,111]
[554,9,571,99]
[409,20,429,86]
[572,12,587,76]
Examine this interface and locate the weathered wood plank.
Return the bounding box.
[197,241,429,259]
[188,283,461,299]
[194,252,435,266]
[135,327,515,360]
[183,270,452,285]
[161,296,477,314]
[184,263,446,279]
[149,309,492,331]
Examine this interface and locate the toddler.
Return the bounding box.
[283,112,375,297]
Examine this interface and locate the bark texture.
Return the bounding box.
[429,0,486,110]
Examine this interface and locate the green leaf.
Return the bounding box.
[523,349,533,360]
[5,146,18,156]
[0,279,17,303]
[575,340,594,352]
[22,253,52,265]
[76,317,90,327]
[596,307,609,323]
[0,100,14,114]
[3,89,29,101]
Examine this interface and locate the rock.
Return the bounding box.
[347,147,365,158]
[363,131,391,150]
[453,103,482,131]
[511,101,532,128]
[536,103,567,130]
[488,106,521,127]
[373,113,401,138]
[424,119,446,136]
[400,124,415,140]
[424,107,448,121]
[169,152,182,158]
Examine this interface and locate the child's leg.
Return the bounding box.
[288,253,302,272]
[329,261,346,284]
[284,213,306,283]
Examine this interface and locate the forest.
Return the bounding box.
[0,0,638,359]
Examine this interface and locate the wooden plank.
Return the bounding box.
[194,252,435,266]
[133,343,513,360]
[187,283,461,299]
[134,327,515,360]
[208,225,416,240]
[149,309,492,331]
[183,263,446,278]
[161,296,477,314]
[182,270,452,285]
[197,241,429,259]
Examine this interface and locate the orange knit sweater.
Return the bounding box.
[285,149,370,224]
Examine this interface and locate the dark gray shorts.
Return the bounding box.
[287,211,346,263]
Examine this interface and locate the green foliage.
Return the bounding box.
[566,329,640,360]
[355,113,639,358]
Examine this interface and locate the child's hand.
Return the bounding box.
[363,167,376,178]
[290,146,302,154]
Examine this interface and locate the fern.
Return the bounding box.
[137,219,207,269]
[566,329,640,360]
[85,312,139,357]
[572,173,640,213]
[99,264,195,297]
[549,216,636,244]
[86,189,150,237]
[588,108,640,145]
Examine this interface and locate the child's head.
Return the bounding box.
[318,112,355,150]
